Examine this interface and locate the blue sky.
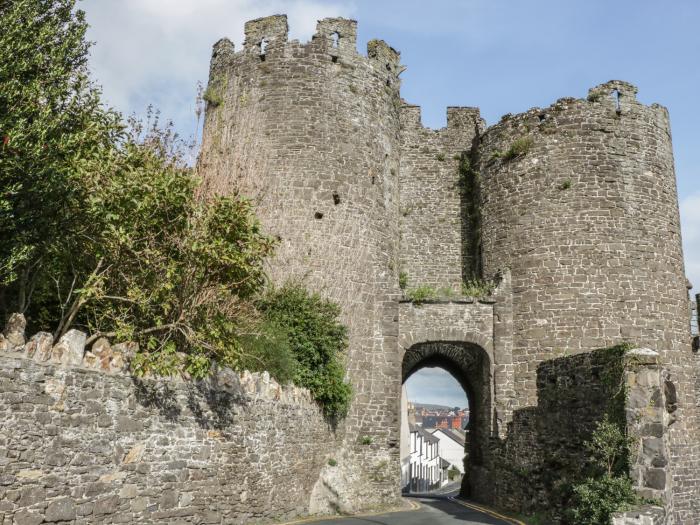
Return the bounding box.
[82,0,699,407]
[405,368,468,409]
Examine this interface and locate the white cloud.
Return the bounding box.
[82,0,355,139]
[681,192,700,296]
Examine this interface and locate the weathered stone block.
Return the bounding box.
[12,509,44,525]
[18,486,45,507]
[44,497,76,522]
[51,329,86,367]
[93,495,120,516]
[3,313,26,347]
[25,332,53,362]
[643,468,667,490]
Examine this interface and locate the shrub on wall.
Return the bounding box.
[255,284,352,419]
[565,416,638,524]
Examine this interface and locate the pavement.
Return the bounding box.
[290,493,525,525]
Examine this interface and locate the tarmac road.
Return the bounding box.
[302,495,522,525]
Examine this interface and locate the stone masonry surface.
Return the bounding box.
[198,15,404,513]
[0,337,336,524]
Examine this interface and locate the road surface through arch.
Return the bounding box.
[299,494,522,525]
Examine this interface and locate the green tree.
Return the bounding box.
[72,119,276,377]
[0,0,121,308]
[0,0,276,378]
[0,0,354,414]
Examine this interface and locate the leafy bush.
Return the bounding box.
[237,321,298,384]
[405,285,438,304]
[491,136,534,161]
[437,286,457,298]
[202,86,223,107]
[461,279,496,298]
[0,0,121,293]
[255,284,352,419]
[567,476,637,525]
[0,0,280,379]
[1,0,355,421]
[559,178,572,190]
[566,416,638,525]
[503,136,534,160]
[447,465,461,481]
[584,415,633,478]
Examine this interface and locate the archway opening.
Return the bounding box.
[400,341,492,497]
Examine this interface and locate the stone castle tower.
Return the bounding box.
[198,15,699,522]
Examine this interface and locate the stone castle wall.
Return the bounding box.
[489,347,672,521]
[197,15,405,511]
[196,15,698,523]
[0,325,336,525]
[475,81,698,521]
[399,105,484,290]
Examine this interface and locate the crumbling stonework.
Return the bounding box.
[0,325,336,524]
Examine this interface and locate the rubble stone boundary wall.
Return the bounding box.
[0,319,337,525]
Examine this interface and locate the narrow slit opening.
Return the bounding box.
[259,38,268,61]
[611,89,621,113]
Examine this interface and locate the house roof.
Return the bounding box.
[440,458,451,469]
[409,423,439,444]
[431,428,466,446]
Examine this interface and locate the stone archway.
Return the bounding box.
[401,340,492,498]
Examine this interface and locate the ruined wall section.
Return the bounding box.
[476,81,697,520]
[490,347,672,521]
[399,106,484,291]
[197,16,404,511]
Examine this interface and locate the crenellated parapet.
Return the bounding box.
[202,15,402,95]
[243,14,288,54]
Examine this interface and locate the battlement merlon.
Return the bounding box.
[446,107,485,138]
[211,15,403,84]
[588,80,638,102]
[367,39,402,77]
[244,14,288,52]
[400,104,484,140]
[314,17,357,55]
[210,38,235,72]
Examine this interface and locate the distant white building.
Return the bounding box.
[400,386,460,492]
[430,428,466,474]
[403,423,442,492]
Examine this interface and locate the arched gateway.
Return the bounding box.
[401,340,492,496]
[397,279,515,503]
